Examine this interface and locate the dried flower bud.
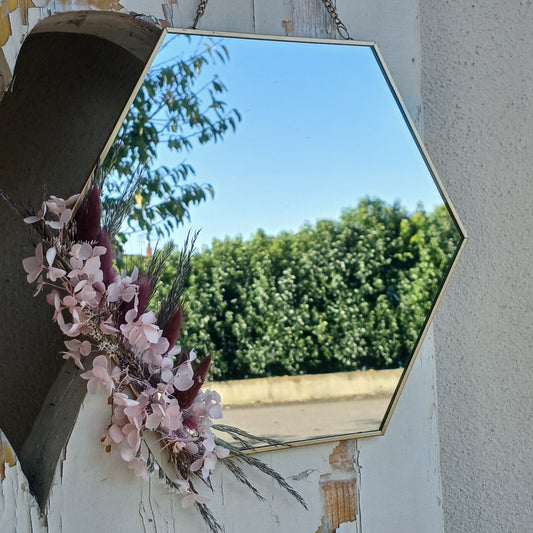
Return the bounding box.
[175,355,211,410]
[136,276,152,316]
[162,308,183,353]
[96,229,115,287]
[75,185,101,242]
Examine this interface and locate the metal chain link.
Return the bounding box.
[193,0,209,29]
[319,0,351,40]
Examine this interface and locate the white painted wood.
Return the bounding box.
[0,435,44,533]
[252,0,292,36]
[156,0,198,30]
[44,389,331,532]
[358,328,445,533]
[188,0,256,34]
[292,0,332,39]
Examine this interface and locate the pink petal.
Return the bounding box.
[46,247,57,266]
[120,446,135,462]
[92,246,107,257]
[78,243,93,260]
[91,367,108,380]
[86,378,100,394]
[80,341,92,356]
[64,339,80,351]
[22,256,39,272]
[34,244,44,263]
[209,404,223,419]
[126,428,140,449]
[93,355,108,368]
[144,326,161,345]
[189,459,203,472]
[65,193,80,206]
[22,257,41,283]
[124,309,138,324]
[108,424,124,443]
[46,220,65,230]
[84,256,101,275]
[140,311,156,325]
[48,267,66,282]
[60,209,72,223]
[216,446,230,459]
[100,322,119,334]
[144,413,161,430]
[181,493,209,508]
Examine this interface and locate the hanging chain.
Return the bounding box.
[319,0,351,40]
[193,0,209,29]
[193,0,350,39]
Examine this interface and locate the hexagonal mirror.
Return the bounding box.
[94,29,465,448]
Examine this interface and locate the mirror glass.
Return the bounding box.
[101,30,464,447]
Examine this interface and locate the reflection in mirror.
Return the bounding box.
[101,30,464,447]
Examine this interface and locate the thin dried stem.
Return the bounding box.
[102,172,142,238]
[157,230,199,328]
[213,423,287,449]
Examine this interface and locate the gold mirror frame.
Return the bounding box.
[83,28,467,450]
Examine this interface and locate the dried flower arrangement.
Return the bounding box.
[1,177,306,532]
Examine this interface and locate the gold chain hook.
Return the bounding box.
[193,0,209,29]
[319,0,352,40]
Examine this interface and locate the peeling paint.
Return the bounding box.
[319,479,357,533]
[57,0,124,10]
[289,468,317,481]
[0,1,11,46]
[7,0,19,12]
[281,19,292,36]
[159,0,177,28]
[329,441,356,473]
[0,0,128,51]
[0,431,16,481]
[316,440,359,532]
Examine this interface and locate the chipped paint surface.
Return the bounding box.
[57,0,123,11]
[7,0,20,12]
[0,1,10,46]
[0,431,16,481]
[0,0,174,81]
[329,441,356,474]
[320,479,357,532]
[315,441,360,533]
[0,0,35,45]
[0,0,150,54]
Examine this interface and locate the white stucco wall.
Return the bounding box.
[420,2,533,531]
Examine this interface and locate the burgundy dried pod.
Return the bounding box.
[75,185,102,242]
[181,412,198,431]
[175,355,211,410]
[136,276,152,317]
[96,228,116,287]
[162,308,184,353]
